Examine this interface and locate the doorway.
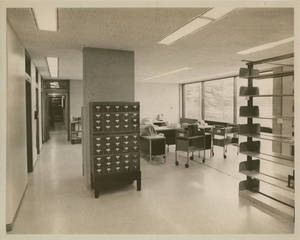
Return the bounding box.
[48,94,67,132]
[42,80,70,142]
[25,80,33,172]
[36,88,40,154]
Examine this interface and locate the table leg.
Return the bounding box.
[175,150,179,166]
[185,151,189,168]
[149,139,152,161]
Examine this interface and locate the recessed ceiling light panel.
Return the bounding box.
[47,57,58,78]
[203,8,235,19]
[158,18,211,45]
[33,7,57,31]
[237,37,294,55]
[144,67,192,81]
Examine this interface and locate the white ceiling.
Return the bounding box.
[7,8,293,83]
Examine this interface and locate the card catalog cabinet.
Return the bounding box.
[90,102,141,198]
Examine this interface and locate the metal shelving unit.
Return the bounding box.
[238,53,295,221]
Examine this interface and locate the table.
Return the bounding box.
[156,126,181,150]
[198,125,214,157]
[140,135,166,162]
[175,135,206,168]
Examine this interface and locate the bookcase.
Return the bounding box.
[238,53,295,220]
[71,117,82,144]
[89,101,141,198]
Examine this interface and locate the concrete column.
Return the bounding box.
[82,48,134,187]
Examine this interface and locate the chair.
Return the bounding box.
[140,125,166,162]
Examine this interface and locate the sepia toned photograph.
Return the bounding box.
[0,0,298,238]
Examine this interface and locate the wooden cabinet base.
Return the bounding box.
[94,171,141,198]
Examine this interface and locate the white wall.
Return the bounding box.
[38,73,43,149]
[70,80,83,120]
[135,82,180,124]
[30,63,38,166]
[6,24,28,225]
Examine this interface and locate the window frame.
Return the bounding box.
[182,75,237,124]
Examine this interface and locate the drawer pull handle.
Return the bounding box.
[107,168,111,171]
[116,148,120,151]
[124,105,128,109]
[116,161,120,165]
[115,142,120,146]
[95,106,100,110]
[96,137,101,141]
[106,114,110,117]
[106,137,110,141]
[106,143,110,146]
[106,162,111,166]
[125,160,129,164]
[125,154,129,158]
[106,156,111,160]
[96,114,100,118]
[116,155,120,159]
[96,150,101,153]
[106,106,110,109]
[125,166,129,169]
[97,169,101,173]
[96,144,101,147]
[96,126,101,130]
[97,163,101,167]
[115,119,120,123]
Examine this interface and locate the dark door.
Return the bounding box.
[25,80,33,172]
[36,88,40,154]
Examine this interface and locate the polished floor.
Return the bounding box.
[11,130,294,234]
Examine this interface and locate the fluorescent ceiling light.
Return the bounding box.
[144,67,192,81]
[158,18,211,45]
[238,37,294,55]
[49,82,59,88]
[47,57,58,78]
[158,8,235,45]
[202,8,235,19]
[33,7,57,31]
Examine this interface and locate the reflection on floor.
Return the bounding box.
[10,131,294,234]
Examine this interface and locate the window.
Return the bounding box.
[183,83,202,120]
[204,78,234,123]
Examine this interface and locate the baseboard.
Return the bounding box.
[6,183,28,232]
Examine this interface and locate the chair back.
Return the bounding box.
[143,125,157,136]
